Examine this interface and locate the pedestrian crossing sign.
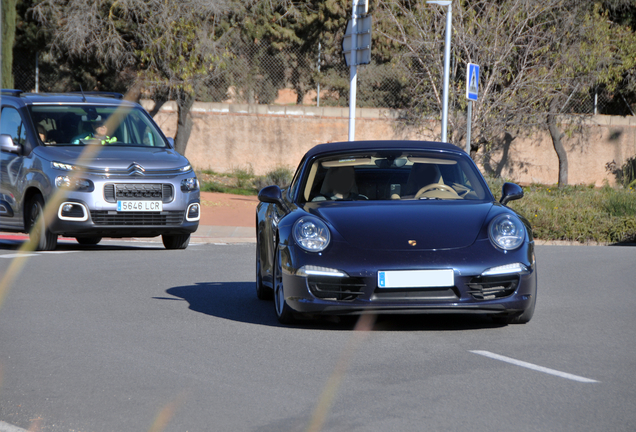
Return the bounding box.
[466,63,479,101]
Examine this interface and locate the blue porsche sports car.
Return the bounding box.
[256,140,536,325]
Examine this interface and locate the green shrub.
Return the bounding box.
[601,187,636,217]
[254,167,294,191]
[198,168,258,195]
[621,156,636,189]
[230,166,255,189]
[608,155,636,188]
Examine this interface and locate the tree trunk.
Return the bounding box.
[547,109,568,187]
[174,92,194,156]
[123,78,143,103]
[148,87,170,118]
[1,0,16,89]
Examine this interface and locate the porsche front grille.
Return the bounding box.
[90,210,184,226]
[466,275,520,300]
[104,184,174,203]
[308,276,366,301]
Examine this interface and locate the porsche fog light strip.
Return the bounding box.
[297,265,348,278]
[481,263,529,276]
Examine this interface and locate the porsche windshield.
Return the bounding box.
[299,151,490,203]
[28,105,167,147]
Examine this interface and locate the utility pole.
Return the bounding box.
[427,1,452,142]
[342,0,371,141]
[466,63,479,155]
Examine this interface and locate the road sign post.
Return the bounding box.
[466,63,479,155]
[342,0,371,141]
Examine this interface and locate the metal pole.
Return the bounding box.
[317,43,321,107]
[349,67,357,141]
[0,2,3,93]
[441,2,452,142]
[427,1,452,142]
[466,100,472,155]
[35,52,39,93]
[348,2,358,142]
[594,87,598,115]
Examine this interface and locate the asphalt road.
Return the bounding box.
[0,241,635,432]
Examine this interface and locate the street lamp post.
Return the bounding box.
[427,0,452,143]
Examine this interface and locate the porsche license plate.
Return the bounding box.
[117,200,163,212]
[378,269,454,288]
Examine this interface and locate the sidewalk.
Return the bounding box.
[191,224,255,244]
[192,191,257,243]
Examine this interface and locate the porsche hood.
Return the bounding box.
[304,201,494,250]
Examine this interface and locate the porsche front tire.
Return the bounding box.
[256,239,273,300]
[273,246,295,324]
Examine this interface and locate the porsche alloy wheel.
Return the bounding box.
[273,246,295,324]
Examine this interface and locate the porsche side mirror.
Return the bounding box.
[166,137,175,148]
[0,134,21,154]
[500,182,524,205]
[258,185,285,207]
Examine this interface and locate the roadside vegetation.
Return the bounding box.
[198,166,294,196]
[487,177,636,244]
[198,167,636,244]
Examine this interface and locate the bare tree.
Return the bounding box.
[377,0,636,186]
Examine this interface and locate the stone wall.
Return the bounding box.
[142,100,636,186]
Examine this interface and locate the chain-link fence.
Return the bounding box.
[12,52,76,93]
[12,45,636,116]
[13,54,37,92]
[197,39,413,109]
[561,87,635,116]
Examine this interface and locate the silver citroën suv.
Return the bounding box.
[0,90,200,250]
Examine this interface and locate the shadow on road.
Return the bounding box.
[163,281,504,331]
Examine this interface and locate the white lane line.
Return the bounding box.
[470,350,599,383]
[0,253,39,259]
[0,251,78,258]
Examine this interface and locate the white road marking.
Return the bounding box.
[0,251,78,258]
[0,420,29,432]
[470,350,599,383]
[0,253,39,259]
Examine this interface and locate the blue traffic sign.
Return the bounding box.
[466,63,479,101]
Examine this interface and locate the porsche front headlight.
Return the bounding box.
[488,214,525,251]
[293,217,331,252]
